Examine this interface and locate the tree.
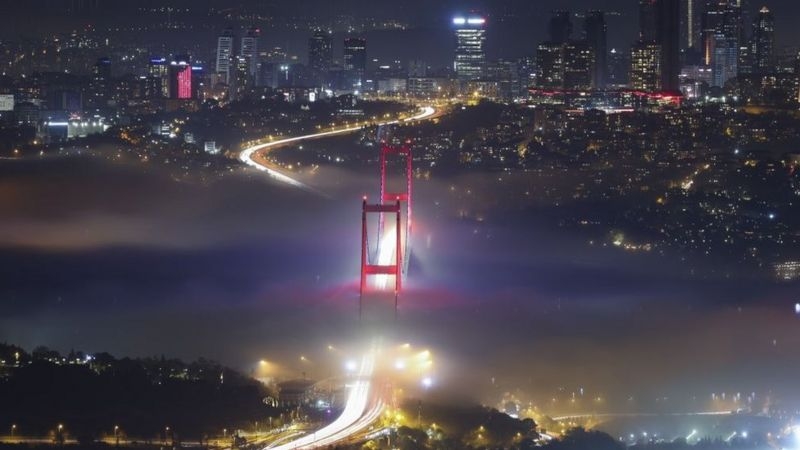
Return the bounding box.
[546,427,624,450]
[396,426,428,450]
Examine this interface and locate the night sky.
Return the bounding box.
[2,1,800,62]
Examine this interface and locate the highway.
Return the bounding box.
[551,410,734,421]
[262,350,380,450]
[239,106,437,191]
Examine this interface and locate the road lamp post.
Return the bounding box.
[114,425,119,447]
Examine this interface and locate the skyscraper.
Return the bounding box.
[712,34,739,86]
[343,37,367,72]
[608,48,631,86]
[343,37,367,91]
[169,55,192,100]
[147,57,168,98]
[701,1,725,65]
[563,41,595,90]
[548,11,573,43]
[751,6,774,74]
[537,42,564,89]
[632,0,680,92]
[308,30,333,74]
[87,57,111,108]
[231,56,249,100]
[682,0,702,51]
[216,28,235,84]
[452,15,486,81]
[656,0,681,92]
[241,27,260,78]
[631,43,662,91]
[702,1,743,86]
[639,1,659,42]
[584,11,608,89]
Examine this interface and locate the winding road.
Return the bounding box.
[239,106,437,191]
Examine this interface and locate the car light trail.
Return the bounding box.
[240,107,436,190]
[263,351,379,450]
[374,223,398,290]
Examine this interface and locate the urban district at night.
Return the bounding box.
[2,1,800,450]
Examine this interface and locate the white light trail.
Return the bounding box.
[374,223,397,290]
[263,351,378,450]
[240,106,435,190]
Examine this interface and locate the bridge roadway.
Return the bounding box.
[241,106,440,450]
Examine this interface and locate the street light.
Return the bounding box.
[114,425,120,447]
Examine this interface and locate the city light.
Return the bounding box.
[5,4,800,450]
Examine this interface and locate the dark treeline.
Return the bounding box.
[0,343,279,442]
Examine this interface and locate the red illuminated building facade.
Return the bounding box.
[168,57,193,100]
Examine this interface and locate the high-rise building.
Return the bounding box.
[169,55,192,100]
[608,48,631,86]
[702,2,745,63]
[241,27,260,78]
[738,42,753,75]
[639,0,658,42]
[751,6,774,74]
[537,42,564,89]
[549,11,573,43]
[87,57,111,108]
[682,0,702,51]
[147,57,168,98]
[408,60,428,78]
[94,57,111,80]
[308,30,333,74]
[231,55,249,100]
[343,37,367,72]
[701,1,725,65]
[563,41,595,90]
[343,37,367,91]
[631,43,662,91]
[216,28,235,84]
[452,15,486,80]
[702,1,743,85]
[656,0,681,91]
[633,0,680,92]
[711,34,738,86]
[584,11,607,89]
